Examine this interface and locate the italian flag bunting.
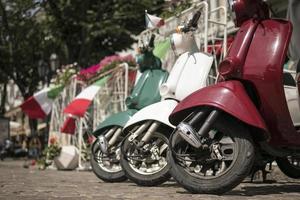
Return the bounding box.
[60,116,77,135]
[63,76,109,117]
[145,12,164,29]
[20,85,64,119]
[61,76,109,134]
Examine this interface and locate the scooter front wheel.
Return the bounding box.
[168,116,255,194]
[120,130,171,186]
[276,156,300,179]
[90,129,127,182]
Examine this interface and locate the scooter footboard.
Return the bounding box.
[169,80,268,134]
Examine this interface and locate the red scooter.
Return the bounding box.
[168,0,300,194]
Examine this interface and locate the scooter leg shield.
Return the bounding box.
[123,99,178,133]
[92,109,137,137]
[169,80,268,136]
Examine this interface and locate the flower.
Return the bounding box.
[76,54,136,82]
[49,137,57,145]
[87,135,95,144]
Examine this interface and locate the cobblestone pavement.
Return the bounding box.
[0,160,300,200]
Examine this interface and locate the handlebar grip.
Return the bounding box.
[188,10,201,28]
[149,34,155,48]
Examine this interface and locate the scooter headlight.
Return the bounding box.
[159,83,170,97]
[170,33,198,56]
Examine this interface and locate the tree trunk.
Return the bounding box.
[28,118,38,136]
[22,90,38,137]
[0,82,7,115]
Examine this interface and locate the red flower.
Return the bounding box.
[49,137,57,145]
[31,160,36,166]
[87,135,95,144]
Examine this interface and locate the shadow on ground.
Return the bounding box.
[228,184,300,196]
[175,182,300,196]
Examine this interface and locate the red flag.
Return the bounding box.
[60,117,76,134]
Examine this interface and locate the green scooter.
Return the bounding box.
[90,35,168,182]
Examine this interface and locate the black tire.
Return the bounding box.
[168,116,255,194]
[276,156,300,179]
[90,138,127,182]
[120,131,171,186]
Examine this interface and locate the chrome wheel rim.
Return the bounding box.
[93,143,122,173]
[171,129,238,179]
[287,155,300,169]
[125,133,168,175]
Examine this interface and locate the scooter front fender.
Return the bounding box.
[93,109,138,136]
[123,99,178,132]
[169,80,268,133]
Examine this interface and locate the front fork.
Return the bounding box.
[97,121,161,155]
[125,121,164,161]
[97,127,122,154]
[128,121,160,147]
[176,107,221,148]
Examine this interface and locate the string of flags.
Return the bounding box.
[60,76,110,134]
[20,84,64,119]
[145,11,165,29]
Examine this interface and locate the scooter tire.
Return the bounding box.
[120,132,171,186]
[168,116,255,194]
[90,141,127,182]
[276,157,300,179]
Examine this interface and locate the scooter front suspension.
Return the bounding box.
[108,128,122,147]
[128,121,152,142]
[140,121,160,143]
[177,109,221,148]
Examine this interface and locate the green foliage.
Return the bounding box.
[160,0,192,19]
[53,66,77,86]
[0,0,64,98]
[43,0,165,66]
[0,0,165,100]
[37,137,61,170]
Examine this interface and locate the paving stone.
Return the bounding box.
[0,160,300,200]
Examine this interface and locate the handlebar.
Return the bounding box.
[178,10,202,33]
[148,34,155,48]
[138,34,155,53]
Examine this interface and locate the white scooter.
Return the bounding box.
[119,9,217,186]
[283,70,300,127]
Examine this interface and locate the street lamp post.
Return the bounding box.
[45,53,59,147]
[37,59,49,86]
[38,53,59,86]
[38,54,59,147]
[50,53,59,74]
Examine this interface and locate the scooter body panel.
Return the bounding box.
[171,19,299,146]
[169,80,268,134]
[93,109,138,136]
[284,85,300,127]
[241,19,300,146]
[123,99,178,131]
[126,69,168,110]
[93,69,168,137]
[124,51,213,132]
[160,52,214,100]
